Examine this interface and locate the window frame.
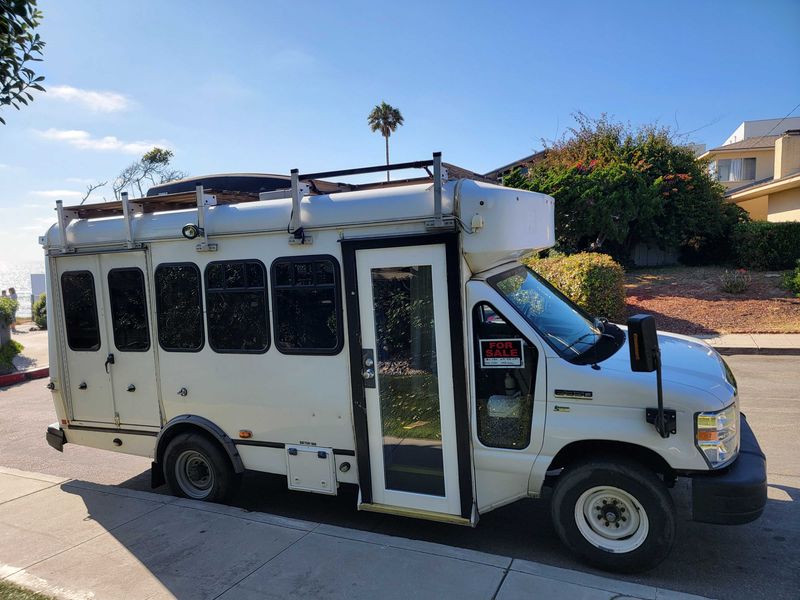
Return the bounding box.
[270,254,344,356]
[60,270,102,352]
[154,262,205,353]
[107,267,151,353]
[203,259,270,355]
[471,301,537,451]
[714,157,756,182]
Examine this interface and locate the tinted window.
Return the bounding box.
[271,256,342,355]
[108,268,150,352]
[205,260,269,353]
[473,303,536,449]
[155,264,203,351]
[61,271,101,351]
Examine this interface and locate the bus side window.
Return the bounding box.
[473,302,537,449]
[204,260,270,354]
[154,263,204,352]
[270,255,343,355]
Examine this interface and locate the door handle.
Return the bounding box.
[127,384,136,392]
[104,353,115,373]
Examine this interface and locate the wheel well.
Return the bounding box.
[156,422,240,472]
[547,440,675,480]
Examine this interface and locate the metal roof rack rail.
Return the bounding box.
[286,152,449,245]
[51,151,491,250]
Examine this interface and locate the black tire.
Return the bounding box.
[550,457,676,573]
[163,432,240,503]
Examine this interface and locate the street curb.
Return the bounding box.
[0,366,48,388]
[715,347,800,356]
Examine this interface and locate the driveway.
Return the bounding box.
[1,355,797,599]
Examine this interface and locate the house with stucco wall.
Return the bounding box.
[699,118,800,222]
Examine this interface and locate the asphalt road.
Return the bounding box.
[1,355,798,599]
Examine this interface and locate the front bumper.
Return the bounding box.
[46,423,67,452]
[691,413,766,525]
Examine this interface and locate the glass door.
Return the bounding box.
[355,244,461,516]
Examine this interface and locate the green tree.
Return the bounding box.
[368,101,404,181]
[112,147,185,199]
[1,0,45,124]
[507,113,748,263]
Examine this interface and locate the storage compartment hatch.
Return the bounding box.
[285,445,337,495]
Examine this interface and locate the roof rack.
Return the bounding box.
[52,152,490,253]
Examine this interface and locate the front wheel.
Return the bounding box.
[163,432,239,502]
[550,458,676,573]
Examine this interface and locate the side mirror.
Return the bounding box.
[627,314,659,372]
[627,314,674,438]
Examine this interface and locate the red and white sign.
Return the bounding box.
[479,338,525,368]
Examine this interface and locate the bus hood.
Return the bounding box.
[601,329,736,404]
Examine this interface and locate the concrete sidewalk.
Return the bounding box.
[0,467,706,600]
[696,333,800,354]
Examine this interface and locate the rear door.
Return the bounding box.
[55,251,161,428]
[99,252,161,427]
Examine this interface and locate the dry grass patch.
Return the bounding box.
[625,266,800,335]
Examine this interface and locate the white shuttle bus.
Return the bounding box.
[41,154,766,572]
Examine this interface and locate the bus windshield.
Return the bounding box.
[489,265,602,360]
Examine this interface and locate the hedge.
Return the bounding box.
[525,252,626,321]
[0,297,17,326]
[732,221,800,270]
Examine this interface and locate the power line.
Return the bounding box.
[746,100,800,149]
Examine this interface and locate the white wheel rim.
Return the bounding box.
[574,485,649,553]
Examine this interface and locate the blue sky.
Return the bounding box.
[1,0,799,263]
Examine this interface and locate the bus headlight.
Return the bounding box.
[696,403,739,468]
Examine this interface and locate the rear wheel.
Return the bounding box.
[550,458,676,573]
[163,432,239,502]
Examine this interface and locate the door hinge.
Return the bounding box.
[114,413,121,426]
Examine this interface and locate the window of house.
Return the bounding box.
[61,271,101,351]
[204,260,269,353]
[155,263,204,352]
[271,255,342,355]
[108,268,150,352]
[714,158,756,182]
[472,302,537,449]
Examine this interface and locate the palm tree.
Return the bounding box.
[368,102,404,181]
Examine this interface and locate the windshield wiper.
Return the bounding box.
[560,331,600,354]
[562,327,616,356]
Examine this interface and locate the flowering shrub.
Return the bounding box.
[719,269,751,294]
[504,113,743,264]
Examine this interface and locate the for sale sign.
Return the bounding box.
[479,339,525,369]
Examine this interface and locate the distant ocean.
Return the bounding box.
[0,261,45,318]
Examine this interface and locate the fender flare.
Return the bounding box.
[151,415,245,488]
